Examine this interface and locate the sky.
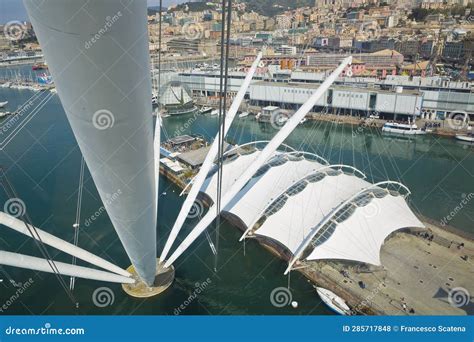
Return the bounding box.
[0,0,189,24]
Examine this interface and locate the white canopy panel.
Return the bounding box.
[256,171,370,254]
[306,194,425,265]
[201,153,327,228]
[201,151,262,203]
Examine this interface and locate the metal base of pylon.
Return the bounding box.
[122,258,174,298]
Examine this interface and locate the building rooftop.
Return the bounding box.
[402,60,430,71]
[168,135,195,146]
[370,49,403,56]
[252,81,422,96]
[177,142,233,168]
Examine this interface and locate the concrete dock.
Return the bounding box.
[296,222,473,315]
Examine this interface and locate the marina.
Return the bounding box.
[0,0,472,321]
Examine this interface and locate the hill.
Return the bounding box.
[242,0,313,16]
[160,1,313,16]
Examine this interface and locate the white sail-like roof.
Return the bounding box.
[201,151,328,228]
[201,151,262,201]
[198,144,424,269]
[256,170,370,254]
[306,193,424,265]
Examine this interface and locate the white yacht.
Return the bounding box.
[316,287,352,315]
[0,101,8,108]
[382,121,426,135]
[200,106,213,115]
[239,111,249,118]
[455,133,474,143]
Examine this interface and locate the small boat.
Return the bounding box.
[210,109,219,116]
[239,111,249,118]
[299,118,307,125]
[0,111,11,118]
[0,101,8,108]
[255,112,261,120]
[316,287,352,315]
[382,121,426,135]
[200,106,213,114]
[455,133,474,143]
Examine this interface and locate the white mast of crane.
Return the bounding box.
[23,0,158,286]
[160,52,263,262]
